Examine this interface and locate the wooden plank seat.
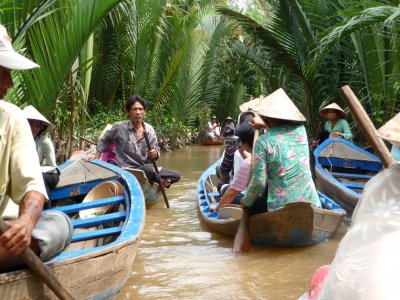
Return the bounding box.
[331,172,373,180]
[71,227,123,243]
[52,195,125,214]
[71,211,127,228]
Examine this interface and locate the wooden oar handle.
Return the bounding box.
[142,128,170,208]
[0,219,75,300]
[340,85,394,168]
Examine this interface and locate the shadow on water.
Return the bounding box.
[117,145,347,300]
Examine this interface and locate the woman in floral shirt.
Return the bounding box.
[242,88,321,212]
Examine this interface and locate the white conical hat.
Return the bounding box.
[0,25,39,70]
[319,103,346,119]
[22,105,52,130]
[377,113,400,145]
[250,88,306,122]
[239,95,268,112]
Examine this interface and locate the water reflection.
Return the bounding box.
[118,145,346,300]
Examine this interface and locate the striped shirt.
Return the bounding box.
[230,157,251,193]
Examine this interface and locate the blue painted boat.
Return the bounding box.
[197,160,346,247]
[0,159,145,299]
[314,138,382,213]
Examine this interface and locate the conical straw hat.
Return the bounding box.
[22,105,53,130]
[250,88,306,122]
[79,181,122,219]
[239,95,268,112]
[377,113,400,145]
[319,103,346,119]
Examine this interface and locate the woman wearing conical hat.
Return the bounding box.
[22,105,59,207]
[319,103,353,142]
[242,88,321,213]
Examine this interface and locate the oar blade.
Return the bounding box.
[232,208,251,253]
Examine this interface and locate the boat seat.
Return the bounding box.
[51,195,125,214]
[124,167,150,184]
[331,172,373,180]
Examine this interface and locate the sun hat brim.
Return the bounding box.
[319,103,346,119]
[22,105,53,131]
[377,113,400,145]
[0,50,39,70]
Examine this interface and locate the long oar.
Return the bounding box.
[142,126,170,208]
[233,128,260,253]
[340,85,394,168]
[0,219,75,300]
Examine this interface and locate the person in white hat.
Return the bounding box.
[0,25,71,270]
[242,88,321,213]
[319,102,353,142]
[23,105,59,208]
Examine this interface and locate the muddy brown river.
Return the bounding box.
[117,145,347,300]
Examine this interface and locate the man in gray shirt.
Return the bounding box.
[89,95,181,188]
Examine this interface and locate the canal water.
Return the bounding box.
[117,145,347,300]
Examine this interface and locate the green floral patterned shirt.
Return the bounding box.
[244,124,321,211]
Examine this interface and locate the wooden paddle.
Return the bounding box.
[340,85,394,168]
[0,219,75,300]
[233,128,260,253]
[142,125,170,208]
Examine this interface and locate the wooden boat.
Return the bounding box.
[0,159,145,299]
[314,138,382,213]
[201,138,223,146]
[197,160,346,247]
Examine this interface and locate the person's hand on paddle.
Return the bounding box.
[0,216,35,255]
[147,148,158,160]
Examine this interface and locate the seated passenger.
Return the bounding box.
[214,117,254,210]
[23,106,59,208]
[222,116,235,138]
[205,115,221,141]
[319,103,353,142]
[88,95,181,188]
[242,88,321,214]
[217,111,255,189]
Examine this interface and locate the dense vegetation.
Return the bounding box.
[1,0,399,161]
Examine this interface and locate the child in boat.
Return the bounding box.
[242,88,321,213]
[319,103,353,142]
